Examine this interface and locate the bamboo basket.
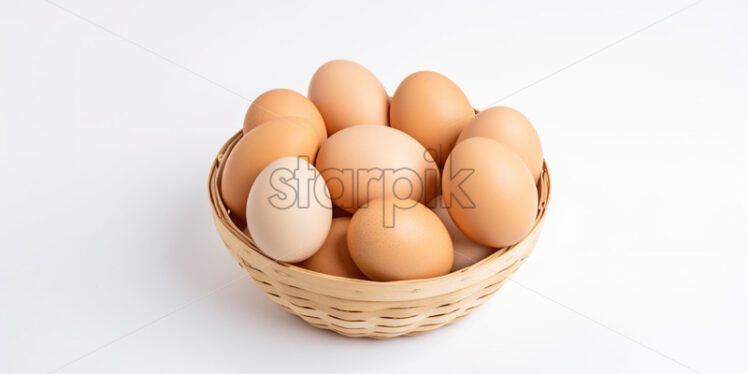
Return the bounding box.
[208,130,551,339]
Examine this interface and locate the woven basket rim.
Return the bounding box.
[208,130,551,288]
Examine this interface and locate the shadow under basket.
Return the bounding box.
[208,130,551,339]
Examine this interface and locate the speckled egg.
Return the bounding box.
[347,197,453,281]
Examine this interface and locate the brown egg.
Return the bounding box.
[243,89,327,144]
[347,198,453,281]
[390,71,475,167]
[458,106,543,182]
[315,125,439,213]
[220,118,319,219]
[308,60,389,135]
[428,196,496,272]
[297,217,366,279]
[442,138,538,247]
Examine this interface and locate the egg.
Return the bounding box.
[442,138,538,247]
[246,156,332,262]
[221,118,319,219]
[458,106,543,182]
[315,124,439,213]
[297,217,366,279]
[428,195,495,272]
[347,197,453,281]
[243,88,327,144]
[308,60,389,135]
[390,71,475,166]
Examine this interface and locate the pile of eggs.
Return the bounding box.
[220,60,543,282]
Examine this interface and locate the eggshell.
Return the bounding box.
[428,196,495,272]
[308,60,389,135]
[297,217,366,279]
[315,124,440,213]
[246,156,332,263]
[442,138,538,247]
[390,71,475,166]
[220,118,319,219]
[243,89,327,144]
[458,106,543,182]
[347,197,453,281]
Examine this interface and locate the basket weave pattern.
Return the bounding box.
[209,131,551,338]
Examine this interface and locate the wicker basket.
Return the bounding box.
[208,130,551,339]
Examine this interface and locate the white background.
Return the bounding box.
[1,0,746,373]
